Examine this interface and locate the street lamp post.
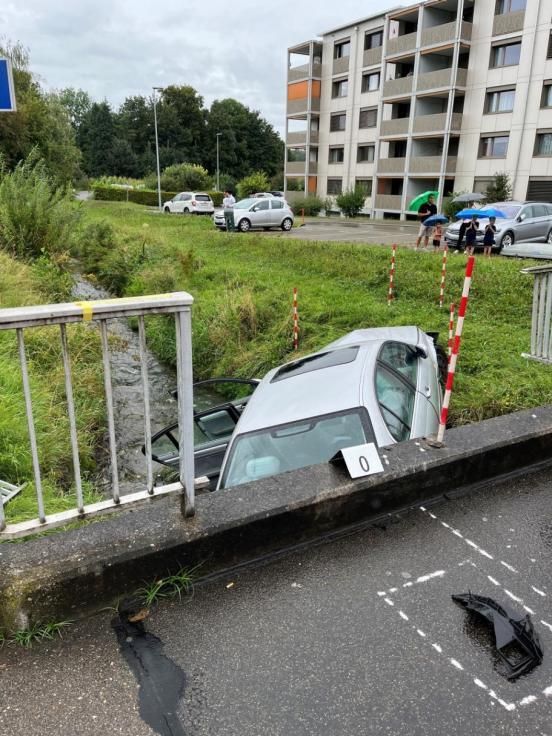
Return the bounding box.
[216,132,222,192]
[152,86,163,211]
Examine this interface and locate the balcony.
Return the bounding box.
[386,31,417,57]
[380,118,410,137]
[333,57,349,75]
[378,157,407,174]
[363,47,382,68]
[409,156,457,174]
[493,10,525,36]
[374,194,403,210]
[288,64,310,82]
[416,67,467,92]
[413,112,463,134]
[421,21,472,48]
[286,161,318,176]
[287,97,320,115]
[286,131,319,146]
[383,76,414,99]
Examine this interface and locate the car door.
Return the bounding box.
[270,198,284,226]
[171,193,183,213]
[249,199,270,228]
[532,204,550,241]
[516,205,539,242]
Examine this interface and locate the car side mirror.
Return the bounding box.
[517,214,525,222]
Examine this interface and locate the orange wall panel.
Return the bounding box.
[287,80,321,101]
[308,177,317,193]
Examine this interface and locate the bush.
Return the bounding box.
[442,192,468,220]
[208,191,224,207]
[485,173,512,202]
[336,188,367,218]
[144,163,213,192]
[0,150,79,259]
[237,171,270,200]
[92,186,178,206]
[290,195,325,217]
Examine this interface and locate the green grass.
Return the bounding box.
[77,201,552,426]
[8,620,72,648]
[0,252,105,525]
[135,565,198,606]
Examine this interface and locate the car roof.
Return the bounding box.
[234,326,422,434]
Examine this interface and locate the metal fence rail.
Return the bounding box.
[522,265,552,365]
[0,292,195,539]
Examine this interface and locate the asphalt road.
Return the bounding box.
[1,464,552,736]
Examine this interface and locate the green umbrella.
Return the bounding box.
[408,190,439,212]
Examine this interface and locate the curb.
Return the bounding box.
[1,406,552,631]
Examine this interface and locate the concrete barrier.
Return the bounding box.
[1,405,552,631]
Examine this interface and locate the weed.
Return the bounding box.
[9,620,72,648]
[135,564,200,607]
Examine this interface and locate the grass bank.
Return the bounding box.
[0,252,105,525]
[77,201,552,426]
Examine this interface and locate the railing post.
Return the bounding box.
[175,309,195,516]
[522,265,552,364]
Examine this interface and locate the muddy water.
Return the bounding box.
[72,278,178,496]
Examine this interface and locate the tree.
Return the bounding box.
[336,188,367,217]
[55,88,92,131]
[237,171,270,199]
[157,86,207,164]
[145,162,212,192]
[485,173,512,202]
[0,40,81,183]
[78,101,116,176]
[116,95,155,160]
[108,138,140,178]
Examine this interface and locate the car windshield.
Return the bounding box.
[220,408,374,488]
[195,194,210,201]
[234,199,256,209]
[485,203,521,219]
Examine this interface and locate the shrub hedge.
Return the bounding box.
[92,186,224,207]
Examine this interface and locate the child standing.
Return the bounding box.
[483,216,497,258]
[432,223,443,252]
[465,215,479,256]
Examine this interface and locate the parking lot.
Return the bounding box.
[2,463,551,735]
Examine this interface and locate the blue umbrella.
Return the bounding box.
[477,207,507,218]
[455,208,483,219]
[423,214,449,226]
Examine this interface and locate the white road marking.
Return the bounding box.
[450,659,464,671]
[520,696,538,706]
[488,576,500,586]
[543,686,552,697]
[384,598,394,606]
[532,587,547,598]
[399,611,409,621]
[441,522,451,529]
[389,588,398,593]
[403,581,413,588]
[419,506,427,512]
[416,570,445,584]
[541,621,552,633]
[416,629,426,638]
[432,643,442,653]
[523,606,535,615]
[504,590,523,604]
[452,530,464,539]
[429,513,437,519]
[501,561,518,573]
[377,591,386,596]
[474,679,487,690]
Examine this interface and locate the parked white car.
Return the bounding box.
[163,192,214,215]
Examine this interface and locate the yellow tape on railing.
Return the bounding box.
[74,301,94,322]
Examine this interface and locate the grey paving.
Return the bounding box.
[2,464,552,736]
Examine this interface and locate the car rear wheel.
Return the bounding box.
[183,208,190,214]
[238,218,251,233]
[164,206,171,213]
[500,231,514,249]
[547,229,552,244]
[281,218,293,231]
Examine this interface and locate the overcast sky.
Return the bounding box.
[1,0,399,134]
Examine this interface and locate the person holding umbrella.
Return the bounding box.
[415,194,437,250]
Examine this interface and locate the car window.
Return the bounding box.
[183,194,192,201]
[173,194,182,201]
[533,204,548,218]
[195,408,237,443]
[254,200,270,211]
[221,408,373,488]
[272,346,359,382]
[195,194,210,201]
[271,200,284,209]
[378,342,418,386]
[521,206,535,219]
[375,364,415,442]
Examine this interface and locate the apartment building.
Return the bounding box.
[284,0,552,217]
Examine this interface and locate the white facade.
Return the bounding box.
[285,0,552,217]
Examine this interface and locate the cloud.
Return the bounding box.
[0,0,397,134]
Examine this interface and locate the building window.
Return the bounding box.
[361,72,381,93]
[355,179,373,196]
[479,135,509,158]
[327,178,343,195]
[542,82,552,108]
[287,148,306,162]
[490,42,521,68]
[334,40,350,59]
[359,108,378,128]
[329,147,345,164]
[547,33,552,59]
[495,0,526,13]
[364,30,383,50]
[357,145,375,163]
[332,78,349,98]
[534,133,552,156]
[485,88,515,113]
[330,113,346,132]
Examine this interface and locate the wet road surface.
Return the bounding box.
[1,463,552,735]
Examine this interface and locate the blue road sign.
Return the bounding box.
[0,59,16,112]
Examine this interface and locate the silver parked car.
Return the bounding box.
[445,202,552,252]
[217,327,444,489]
[163,192,214,215]
[213,197,294,232]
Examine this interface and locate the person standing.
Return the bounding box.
[483,216,497,258]
[415,194,437,250]
[465,215,479,256]
[223,190,236,232]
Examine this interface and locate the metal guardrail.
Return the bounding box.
[0,292,195,539]
[522,266,552,364]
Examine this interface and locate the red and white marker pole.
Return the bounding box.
[293,287,299,351]
[437,256,475,443]
[448,302,456,359]
[439,245,449,309]
[387,244,397,306]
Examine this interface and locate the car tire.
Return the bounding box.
[281,218,293,231]
[547,229,552,244]
[500,231,514,250]
[164,206,171,213]
[183,208,190,215]
[435,344,448,389]
[238,218,251,233]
